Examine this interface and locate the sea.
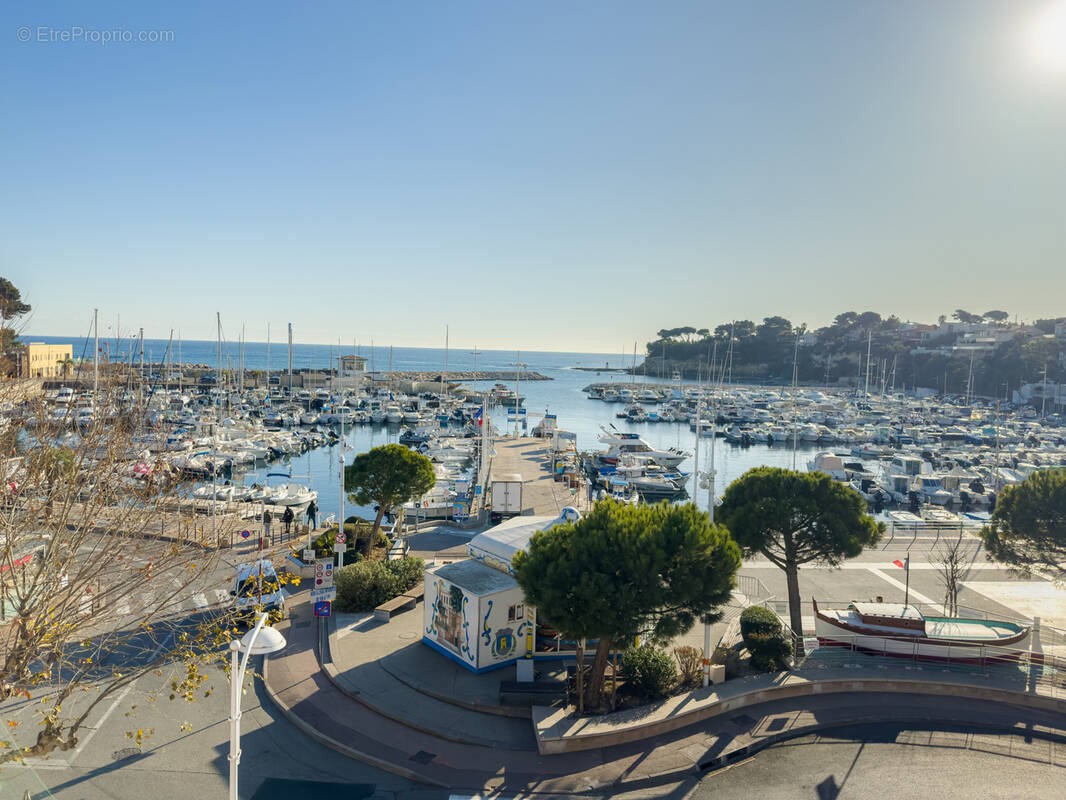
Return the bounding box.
[32,335,822,521]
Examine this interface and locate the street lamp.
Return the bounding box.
[228,613,286,800]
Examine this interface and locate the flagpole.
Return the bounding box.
[904,554,910,607]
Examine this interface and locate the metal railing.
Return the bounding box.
[878,520,985,550]
[791,630,1066,701]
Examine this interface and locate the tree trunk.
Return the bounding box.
[574,639,584,714]
[785,562,805,657]
[585,636,612,710]
[611,649,618,710]
[366,505,385,555]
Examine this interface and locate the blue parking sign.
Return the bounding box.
[313,601,332,617]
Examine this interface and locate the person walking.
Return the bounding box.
[262,508,273,545]
[306,499,317,530]
[282,506,294,538]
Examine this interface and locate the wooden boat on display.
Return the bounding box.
[812,599,1031,663]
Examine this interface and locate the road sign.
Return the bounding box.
[240,530,250,539]
[313,600,332,617]
[302,549,315,562]
[334,530,346,544]
[310,587,337,601]
[314,558,334,589]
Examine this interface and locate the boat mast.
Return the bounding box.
[863,328,872,398]
[1041,362,1049,418]
[166,329,173,394]
[287,322,293,398]
[701,351,719,688]
[138,327,145,409]
[214,312,221,543]
[93,308,99,401]
[440,325,448,403]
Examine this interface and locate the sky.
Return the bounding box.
[2,1,1065,352]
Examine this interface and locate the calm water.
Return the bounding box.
[35,335,820,521]
[231,365,819,523]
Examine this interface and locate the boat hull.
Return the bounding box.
[813,610,1030,664]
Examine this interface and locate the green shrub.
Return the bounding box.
[620,645,678,699]
[334,556,425,612]
[739,605,781,638]
[312,522,374,558]
[739,605,793,671]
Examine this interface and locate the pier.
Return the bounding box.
[486,437,590,518]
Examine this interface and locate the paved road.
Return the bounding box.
[0,531,414,800]
[689,723,1066,800]
[0,656,415,800]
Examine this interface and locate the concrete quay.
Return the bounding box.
[486,436,591,518]
[262,590,1066,793]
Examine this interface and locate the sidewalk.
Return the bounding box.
[262,594,1066,792]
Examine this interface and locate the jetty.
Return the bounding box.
[486,437,590,518]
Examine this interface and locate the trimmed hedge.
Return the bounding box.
[739,605,793,671]
[739,605,781,637]
[334,557,424,612]
[620,645,678,699]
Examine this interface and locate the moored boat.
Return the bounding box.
[812,599,1030,663]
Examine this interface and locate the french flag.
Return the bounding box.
[473,407,483,426]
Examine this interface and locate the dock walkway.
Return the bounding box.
[487,437,590,518]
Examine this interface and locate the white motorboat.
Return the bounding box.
[272,483,318,507]
[596,427,688,468]
[806,452,847,481]
[912,475,953,506]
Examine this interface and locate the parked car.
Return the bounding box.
[230,559,287,625]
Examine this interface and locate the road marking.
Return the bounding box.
[741,562,1007,571]
[117,602,131,616]
[64,630,177,764]
[215,589,230,604]
[867,568,938,605]
[191,592,209,610]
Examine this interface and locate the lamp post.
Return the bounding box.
[228,613,286,800]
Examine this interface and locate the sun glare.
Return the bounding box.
[1024,0,1066,77]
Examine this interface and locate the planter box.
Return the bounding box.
[708,664,726,684]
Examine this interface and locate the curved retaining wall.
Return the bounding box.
[533,676,1066,755]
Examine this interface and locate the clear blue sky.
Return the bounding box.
[3,1,1064,351]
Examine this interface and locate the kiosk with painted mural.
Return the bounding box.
[422,509,580,673]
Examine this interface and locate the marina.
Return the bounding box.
[11,335,1066,535]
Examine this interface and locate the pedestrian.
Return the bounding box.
[306,499,317,530]
[282,506,294,538]
[262,508,273,545]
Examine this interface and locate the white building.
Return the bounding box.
[422,510,579,673]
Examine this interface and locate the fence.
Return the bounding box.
[878,520,985,550]
[758,599,1066,699]
[791,629,1066,701]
